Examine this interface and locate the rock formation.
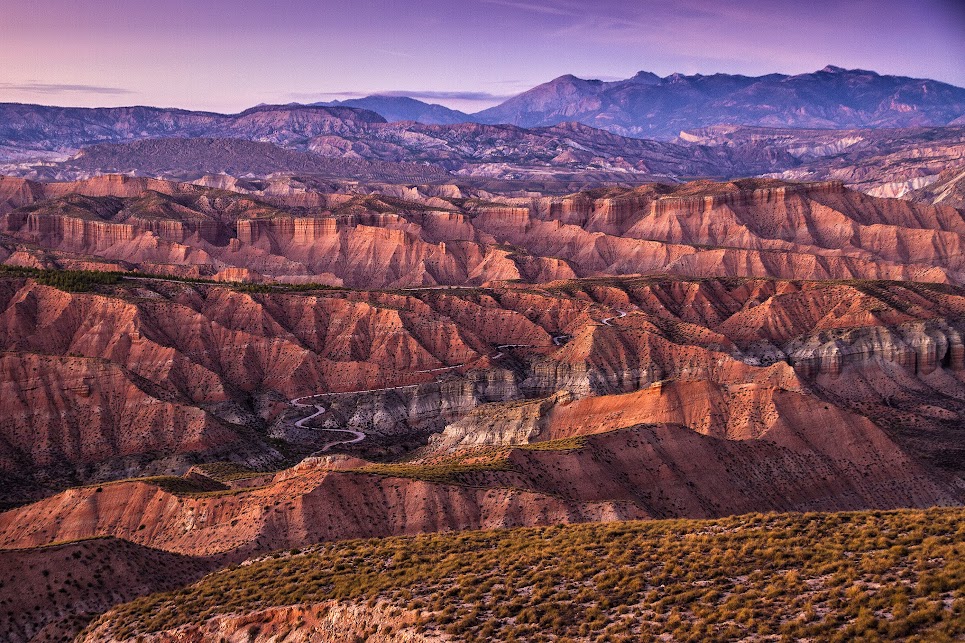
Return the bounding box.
[1,169,964,641]
[0,538,215,643]
[0,272,963,503]
[3,176,965,287]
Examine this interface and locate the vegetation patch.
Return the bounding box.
[349,460,514,484]
[84,475,228,495]
[351,435,591,484]
[88,507,964,641]
[191,462,269,482]
[233,282,345,293]
[0,265,124,291]
[126,476,229,495]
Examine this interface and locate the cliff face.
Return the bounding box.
[0,351,240,472]
[908,165,965,209]
[3,176,965,287]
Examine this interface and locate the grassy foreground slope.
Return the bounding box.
[89,508,963,642]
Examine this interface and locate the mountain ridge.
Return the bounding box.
[0,103,387,156]
[3,66,962,155]
[474,66,965,138]
[314,95,472,125]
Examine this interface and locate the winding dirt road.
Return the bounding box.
[291,395,366,452]
[600,309,627,326]
[290,362,473,451]
[291,326,577,449]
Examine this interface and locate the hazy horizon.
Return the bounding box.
[2,0,963,113]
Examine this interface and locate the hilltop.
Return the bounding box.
[75,508,965,642]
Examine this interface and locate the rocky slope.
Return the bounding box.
[77,509,964,643]
[475,66,965,138]
[0,538,216,643]
[3,176,965,287]
[0,409,955,559]
[679,125,965,195]
[908,165,965,209]
[88,600,444,643]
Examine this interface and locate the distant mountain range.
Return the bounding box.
[0,65,962,191]
[2,67,961,157]
[475,66,965,137]
[1,66,962,156]
[321,66,965,138]
[314,96,471,125]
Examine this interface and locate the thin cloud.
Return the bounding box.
[290,90,513,103]
[381,90,512,101]
[374,48,416,59]
[480,0,579,16]
[291,91,368,100]
[0,82,133,95]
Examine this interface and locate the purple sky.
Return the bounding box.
[2,0,963,113]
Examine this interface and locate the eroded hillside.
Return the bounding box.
[0,173,963,642]
[2,175,965,286]
[1,271,962,512]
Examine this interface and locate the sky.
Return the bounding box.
[2,0,963,113]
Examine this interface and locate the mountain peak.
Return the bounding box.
[817,65,878,76]
[629,71,661,85]
[549,74,595,85]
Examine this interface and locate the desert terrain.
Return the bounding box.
[0,59,963,642]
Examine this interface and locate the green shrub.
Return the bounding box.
[84,507,964,641]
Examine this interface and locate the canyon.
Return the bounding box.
[0,164,963,641]
[0,63,962,641]
[2,269,965,639]
[1,272,963,507]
